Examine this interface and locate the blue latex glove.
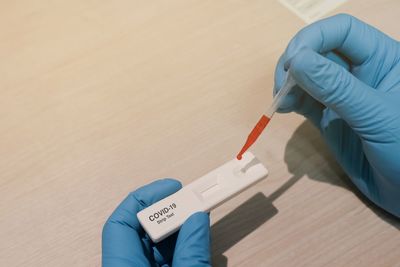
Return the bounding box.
[102,178,211,267]
[274,14,400,217]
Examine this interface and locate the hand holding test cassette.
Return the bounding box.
[137,152,268,242]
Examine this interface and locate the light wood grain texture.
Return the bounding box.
[0,1,399,266]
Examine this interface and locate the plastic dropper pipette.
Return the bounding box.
[237,73,296,160]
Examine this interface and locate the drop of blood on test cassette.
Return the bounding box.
[237,115,271,160]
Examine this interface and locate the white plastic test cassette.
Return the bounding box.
[137,152,268,242]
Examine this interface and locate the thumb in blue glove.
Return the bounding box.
[274,14,400,217]
[102,178,211,267]
[172,211,211,266]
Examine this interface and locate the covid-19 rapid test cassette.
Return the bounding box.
[137,152,268,243]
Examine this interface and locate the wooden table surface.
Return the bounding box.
[1,1,399,266]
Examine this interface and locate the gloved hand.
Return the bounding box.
[274,14,400,217]
[102,178,211,267]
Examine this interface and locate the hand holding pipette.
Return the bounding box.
[237,72,296,160]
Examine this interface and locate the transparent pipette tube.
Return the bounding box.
[265,72,296,118]
[235,71,296,160]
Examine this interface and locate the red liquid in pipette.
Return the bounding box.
[236,115,271,160]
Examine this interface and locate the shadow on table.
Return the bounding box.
[210,174,307,267]
[210,120,399,266]
[211,193,278,266]
[283,120,399,229]
[210,171,306,267]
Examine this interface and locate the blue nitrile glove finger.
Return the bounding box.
[275,14,399,119]
[274,52,347,128]
[289,48,381,135]
[282,14,399,72]
[274,14,400,217]
[102,178,182,267]
[102,179,212,267]
[172,212,211,267]
[289,47,400,216]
